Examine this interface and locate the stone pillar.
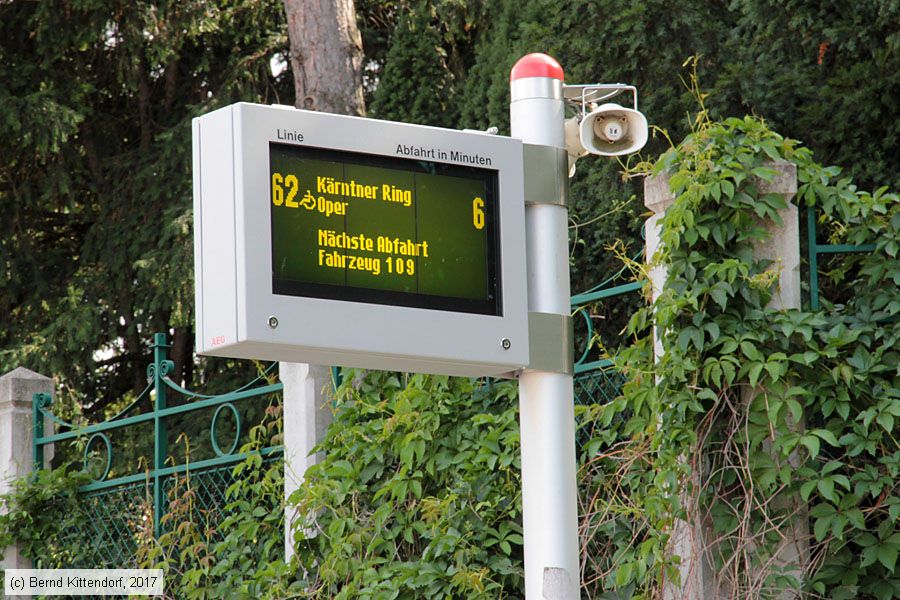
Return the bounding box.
[646,173,717,600]
[644,173,675,359]
[749,163,801,311]
[645,162,803,599]
[743,163,808,598]
[281,363,333,560]
[0,367,53,574]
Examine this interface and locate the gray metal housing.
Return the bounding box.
[192,103,528,376]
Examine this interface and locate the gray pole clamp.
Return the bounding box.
[526,312,574,375]
[523,143,569,207]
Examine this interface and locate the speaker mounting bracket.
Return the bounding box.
[562,84,639,120]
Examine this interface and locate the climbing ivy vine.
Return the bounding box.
[578,113,900,599]
[289,371,524,599]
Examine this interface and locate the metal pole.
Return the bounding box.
[151,333,170,538]
[32,393,46,471]
[510,53,581,599]
[807,207,820,310]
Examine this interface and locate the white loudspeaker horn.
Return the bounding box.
[564,116,587,177]
[579,103,648,156]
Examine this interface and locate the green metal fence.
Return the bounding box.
[570,265,641,434]
[806,207,877,310]
[54,482,146,569]
[32,332,284,566]
[572,282,642,374]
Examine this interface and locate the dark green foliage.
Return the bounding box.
[3,115,898,597]
[135,413,292,599]
[369,1,480,127]
[713,0,900,192]
[3,2,900,598]
[369,7,456,126]
[0,372,526,598]
[0,0,292,420]
[457,0,733,295]
[0,399,290,599]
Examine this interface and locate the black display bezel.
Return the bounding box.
[269,142,502,316]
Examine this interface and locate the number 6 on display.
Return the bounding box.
[472,197,485,230]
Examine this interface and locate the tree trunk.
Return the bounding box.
[280,0,363,559]
[283,0,366,116]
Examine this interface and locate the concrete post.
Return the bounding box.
[281,363,333,560]
[742,163,808,598]
[644,173,676,359]
[645,173,716,599]
[748,163,801,311]
[0,367,53,574]
[645,162,803,599]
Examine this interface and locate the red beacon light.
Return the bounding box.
[510,53,565,82]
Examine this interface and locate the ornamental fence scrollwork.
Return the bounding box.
[32,332,283,560]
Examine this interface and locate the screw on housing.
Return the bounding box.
[267,316,279,328]
[501,338,511,350]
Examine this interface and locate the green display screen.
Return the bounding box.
[269,143,501,315]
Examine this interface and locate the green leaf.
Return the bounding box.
[691,327,704,351]
[800,480,817,501]
[697,388,718,403]
[814,516,832,541]
[751,166,777,181]
[677,329,694,352]
[741,341,763,361]
[722,361,736,385]
[720,338,739,354]
[615,563,634,587]
[709,285,728,309]
[786,399,803,423]
[764,362,783,382]
[831,515,847,540]
[721,180,735,198]
[767,399,783,422]
[817,478,835,502]
[800,435,820,459]
[748,362,764,387]
[846,509,866,530]
[812,429,840,447]
[860,546,879,568]
[877,544,898,572]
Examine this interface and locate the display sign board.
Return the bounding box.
[193,103,528,376]
[269,143,500,315]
